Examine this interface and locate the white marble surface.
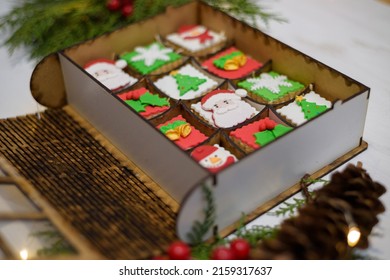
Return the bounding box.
[0,0,389,259]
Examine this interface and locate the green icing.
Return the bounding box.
[254,124,292,146]
[237,71,305,102]
[125,100,146,112]
[173,74,207,96]
[140,92,169,107]
[213,51,242,69]
[160,120,188,134]
[297,99,328,120]
[254,130,275,146]
[120,42,181,75]
[272,124,293,138]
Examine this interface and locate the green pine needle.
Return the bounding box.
[187,184,216,245]
[32,226,76,257]
[0,0,284,61]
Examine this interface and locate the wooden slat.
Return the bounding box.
[0,212,46,220]
[0,235,17,260]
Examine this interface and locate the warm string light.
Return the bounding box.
[326,198,362,248]
[19,249,29,260]
[347,226,361,247]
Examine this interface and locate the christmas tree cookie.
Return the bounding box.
[157,115,208,150]
[154,64,219,100]
[202,47,262,79]
[230,117,293,153]
[118,87,170,119]
[276,91,332,126]
[166,25,226,55]
[191,89,258,128]
[191,144,237,173]
[237,71,305,104]
[120,42,182,75]
[84,59,137,91]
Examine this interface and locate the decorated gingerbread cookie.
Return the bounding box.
[191,144,237,173]
[120,42,182,75]
[191,89,258,128]
[166,25,226,54]
[84,59,137,91]
[157,115,208,150]
[202,47,262,79]
[237,71,305,104]
[276,91,332,126]
[230,117,292,152]
[154,64,218,100]
[118,87,170,119]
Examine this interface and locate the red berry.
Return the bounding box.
[265,118,276,130]
[107,0,121,11]
[121,4,133,17]
[230,238,251,259]
[211,247,235,260]
[167,241,191,260]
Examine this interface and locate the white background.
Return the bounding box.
[0,0,389,259]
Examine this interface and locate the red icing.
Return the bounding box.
[202,47,262,79]
[157,115,208,150]
[258,117,277,131]
[140,106,170,118]
[118,87,147,100]
[118,87,169,118]
[230,119,271,149]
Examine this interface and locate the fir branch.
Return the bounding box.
[270,197,308,217]
[0,0,284,61]
[187,184,216,245]
[32,227,76,257]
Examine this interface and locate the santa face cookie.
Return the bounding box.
[276,91,332,126]
[84,59,137,91]
[202,47,262,79]
[191,144,237,173]
[191,89,258,128]
[166,25,226,54]
[118,87,170,119]
[237,71,305,104]
[157,115,208,150]
[154,64,219,100]
[120,42,182,75]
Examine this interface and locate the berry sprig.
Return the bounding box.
[106,0,134,17]
[153,238,252,260]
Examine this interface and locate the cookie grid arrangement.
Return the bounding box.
[84,25,333,174]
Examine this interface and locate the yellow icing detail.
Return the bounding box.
[224,54,247,71]
[164,124,192,140]
[170,70,179,76]
[177,124,192,138]
[165,129,180,140]
[295,95,304,102]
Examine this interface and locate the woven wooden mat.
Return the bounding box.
[0,109,177,259]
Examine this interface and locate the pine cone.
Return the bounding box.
[250,164,386,259]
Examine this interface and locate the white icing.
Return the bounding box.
[247,73,292,94]
[154,64,218,100]
[191,102,215,126]
[191,99,258,128]
[276,91,332,126]
[199,144,237,169]
[85,62,137,91]
[166,26,226,52]
[131,43,173,67]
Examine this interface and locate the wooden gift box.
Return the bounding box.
[4,1,368,258]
